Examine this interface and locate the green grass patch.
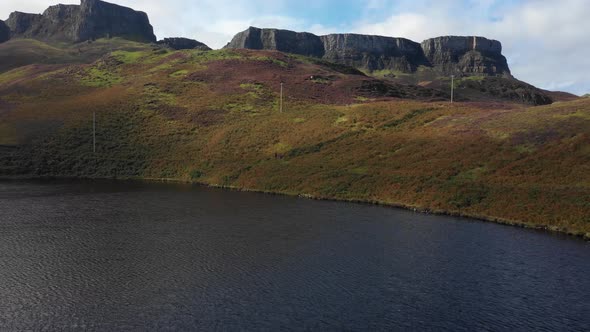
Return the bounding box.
[80,67,122,87]
[252,56,288,67]
[225,102,255,113]
[271,143,292,154]
[515,144,537,154]
[335,116,349,124]
[240,83,265,92]
[554,110,590,120]
[368,69,409,79]
[190,49,242,63]
[170,70,189,78]
[142,84,177,106]
[383,108,437,128]
[111,50,147,64]
[0,67,32,84]
[351,166,369,175]
[462,75,486,82]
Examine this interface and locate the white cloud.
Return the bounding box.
[350,0,590,95]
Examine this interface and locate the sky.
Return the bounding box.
[1,0,589,95]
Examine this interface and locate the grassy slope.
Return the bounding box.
[0,47,589,238]
[0,38,153,73]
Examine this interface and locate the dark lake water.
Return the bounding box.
[0,180,588,331]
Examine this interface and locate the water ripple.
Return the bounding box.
[0,180,589,331]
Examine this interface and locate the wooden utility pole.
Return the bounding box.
[451,75,455,103]
[93,111,96,153]
[280,82,284,113]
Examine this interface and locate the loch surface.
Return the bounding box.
[0,180,588,331]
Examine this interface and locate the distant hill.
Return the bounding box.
[541,90,580,102]
[157,38,212,51]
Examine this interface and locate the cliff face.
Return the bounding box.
[5,0,156,43]
[0,20,10,43]
[75,0,155,43]
[225,27,512,77]
[224,27,325,58]
[157,38,211,51]
[5,12,43,37]
[320,34,428,72]
[421,36,511,76]
[225,27,426,72]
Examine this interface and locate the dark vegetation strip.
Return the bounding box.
[287,131,363,158]
[383,108,438,128]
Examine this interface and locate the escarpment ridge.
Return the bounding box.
[225,27,511,77]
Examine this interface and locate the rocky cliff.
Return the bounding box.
[421,36,510,76]
[224,27,325,58]
[0,20,10,43]
[5,12,42,37]
[5,0,156,43]
[225,27,512,77]
[157,37,211,51]
[224,27,426,72]
[320,34,428,72]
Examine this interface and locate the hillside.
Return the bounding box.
[0,46,588,238]
[0,38,152,73]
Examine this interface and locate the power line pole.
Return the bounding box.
[280,82,284,113]
[451,75,455,104]
[93,111,96,154]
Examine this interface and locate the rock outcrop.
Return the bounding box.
[5,0,156,43]
[224,27,426,72]
[0,20,10,43]
[157,37,211,51]
[421,36,511,76]
[320,34,429,72]
[458,77,552,105]
[225,27,512,77]
[224,27,325,58]
[4,12,42,37]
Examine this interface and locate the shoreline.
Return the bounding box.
[2,174,589,241]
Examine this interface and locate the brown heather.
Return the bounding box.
[0,39,588,238]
